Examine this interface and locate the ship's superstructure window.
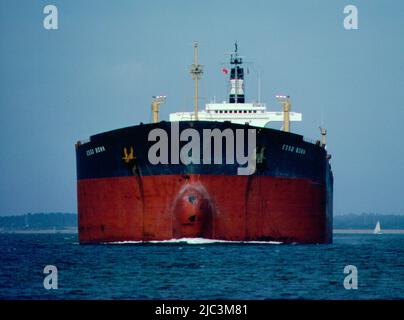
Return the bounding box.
[230,66,244,79]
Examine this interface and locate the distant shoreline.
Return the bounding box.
[333,229,404,234]
[0,227,77,234]
[1,228,404,235]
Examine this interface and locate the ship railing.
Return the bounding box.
[176,112,197,121]
[76,138,90,146]
[303,136,317,145]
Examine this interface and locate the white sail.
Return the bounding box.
[374,221,382,234]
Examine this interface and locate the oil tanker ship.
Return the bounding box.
[75,43,333,244]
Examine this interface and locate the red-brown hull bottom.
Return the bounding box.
[78,175,331,244]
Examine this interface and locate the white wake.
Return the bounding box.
[108,237,282,245]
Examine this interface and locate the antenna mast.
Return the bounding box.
[190,42,203,120]
[320,126,327,147]
[258,69,261,103]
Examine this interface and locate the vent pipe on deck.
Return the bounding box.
[151,95,166,123]
[276,95,291,133]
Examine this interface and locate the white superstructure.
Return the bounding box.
[170,102,302,128]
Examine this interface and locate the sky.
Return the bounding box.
[0,0,403,215]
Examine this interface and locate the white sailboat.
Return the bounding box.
[373,221,382,234]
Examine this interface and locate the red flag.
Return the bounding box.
[221,67,228,75]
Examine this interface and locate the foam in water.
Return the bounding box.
[108,237,282,245]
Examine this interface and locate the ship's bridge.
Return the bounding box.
[169,43,302,129]
[169,102,302,128]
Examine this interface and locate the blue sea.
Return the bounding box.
[0,233,403,300]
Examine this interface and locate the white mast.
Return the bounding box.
[190,42,203,120]
[258,69,261,103]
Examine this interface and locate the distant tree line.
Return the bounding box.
[334,213,404,229]
[0,213,77,229]
[0,212,403,229]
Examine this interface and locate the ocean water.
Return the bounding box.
[0,233,403,300]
